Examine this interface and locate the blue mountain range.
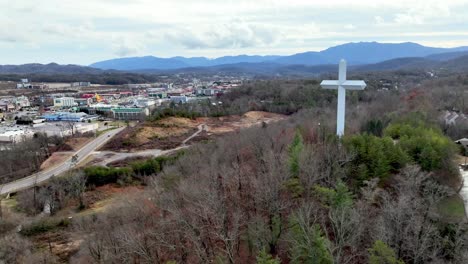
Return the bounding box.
[89,42,468,71]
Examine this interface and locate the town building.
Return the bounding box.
[148,88,167,99]
[120,91,133,97]
[16,116,45,125]
[195,89,218,96]
[71,82,91,87]
[33,122,99,137]
[15,96,31,108]
[31,84,49,89]
[0,101,15,112]
[170,96,189,104]
[148,92,167,99]
[16,79,32,89]
[42,112,97,122]
[54,97,76,108]
[127,84,152,89]
[133,98,157,108]
[0,126,34,143]
[74,98,93,106]
[446,110,467,123]
[111,108,150,120]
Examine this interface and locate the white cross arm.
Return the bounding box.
[320,80,367,90]
[342,80,367,90]
[320,80,340,89]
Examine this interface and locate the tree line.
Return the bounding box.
[0,133,66,184]
[68,110,467,263]
[2,73,468,263]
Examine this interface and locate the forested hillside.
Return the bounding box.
[2,74,468,263]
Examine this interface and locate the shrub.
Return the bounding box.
[131,155,181,177]
[368,240,404,264]
[284,178,304,198]
[384,122,457,172]
[285,130,305,197]
[288,218,333,264]
[256,249,281,264]
[149,108,201,122]
[314,181,354,209]
[344,134,409,183]
[84,166,132,186]
[362,119,386,137]
[20,218,70,237]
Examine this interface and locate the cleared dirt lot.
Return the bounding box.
[101,111,286,152]
[201,111,287,135]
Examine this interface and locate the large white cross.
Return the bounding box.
[321,59,366,137]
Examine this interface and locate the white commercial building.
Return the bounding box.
[15,96,31,108]
[16,79,32,89]
[71,82,91,87]
[33,122,99,137]
[0,126,34,143]
[133,98,157,108]
[54,97,76,108]
[196,89,218,96]
[170,96,189,104]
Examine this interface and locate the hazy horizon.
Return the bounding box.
[4,41,467,67]
[2,0,468,65]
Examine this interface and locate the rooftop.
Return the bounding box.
[0,125,32,133]
[111,108,145,113]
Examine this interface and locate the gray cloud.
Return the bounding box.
[166,22,280,49]
[0,22,31,43]
[112,38,144,57]
[2,0,468,64]
[113,45,139,57]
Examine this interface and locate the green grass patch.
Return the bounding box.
[437,195,466,222]
[3,197,18,209]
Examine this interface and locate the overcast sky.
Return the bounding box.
[1,0,468,65]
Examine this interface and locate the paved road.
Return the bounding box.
[0,127,125,195]
[0,124,205,195]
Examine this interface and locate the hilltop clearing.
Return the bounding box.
[101,111,286,151]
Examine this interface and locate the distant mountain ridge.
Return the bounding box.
[2,45,468,77]
[91,55,282,70]
[90,42,468,71]
[0,63,105,74]
[129,54,468,77]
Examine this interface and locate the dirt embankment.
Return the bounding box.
[40,137,93,170]
[101,111,286,152]
[201,111,286,135]
[101,123,199,151]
